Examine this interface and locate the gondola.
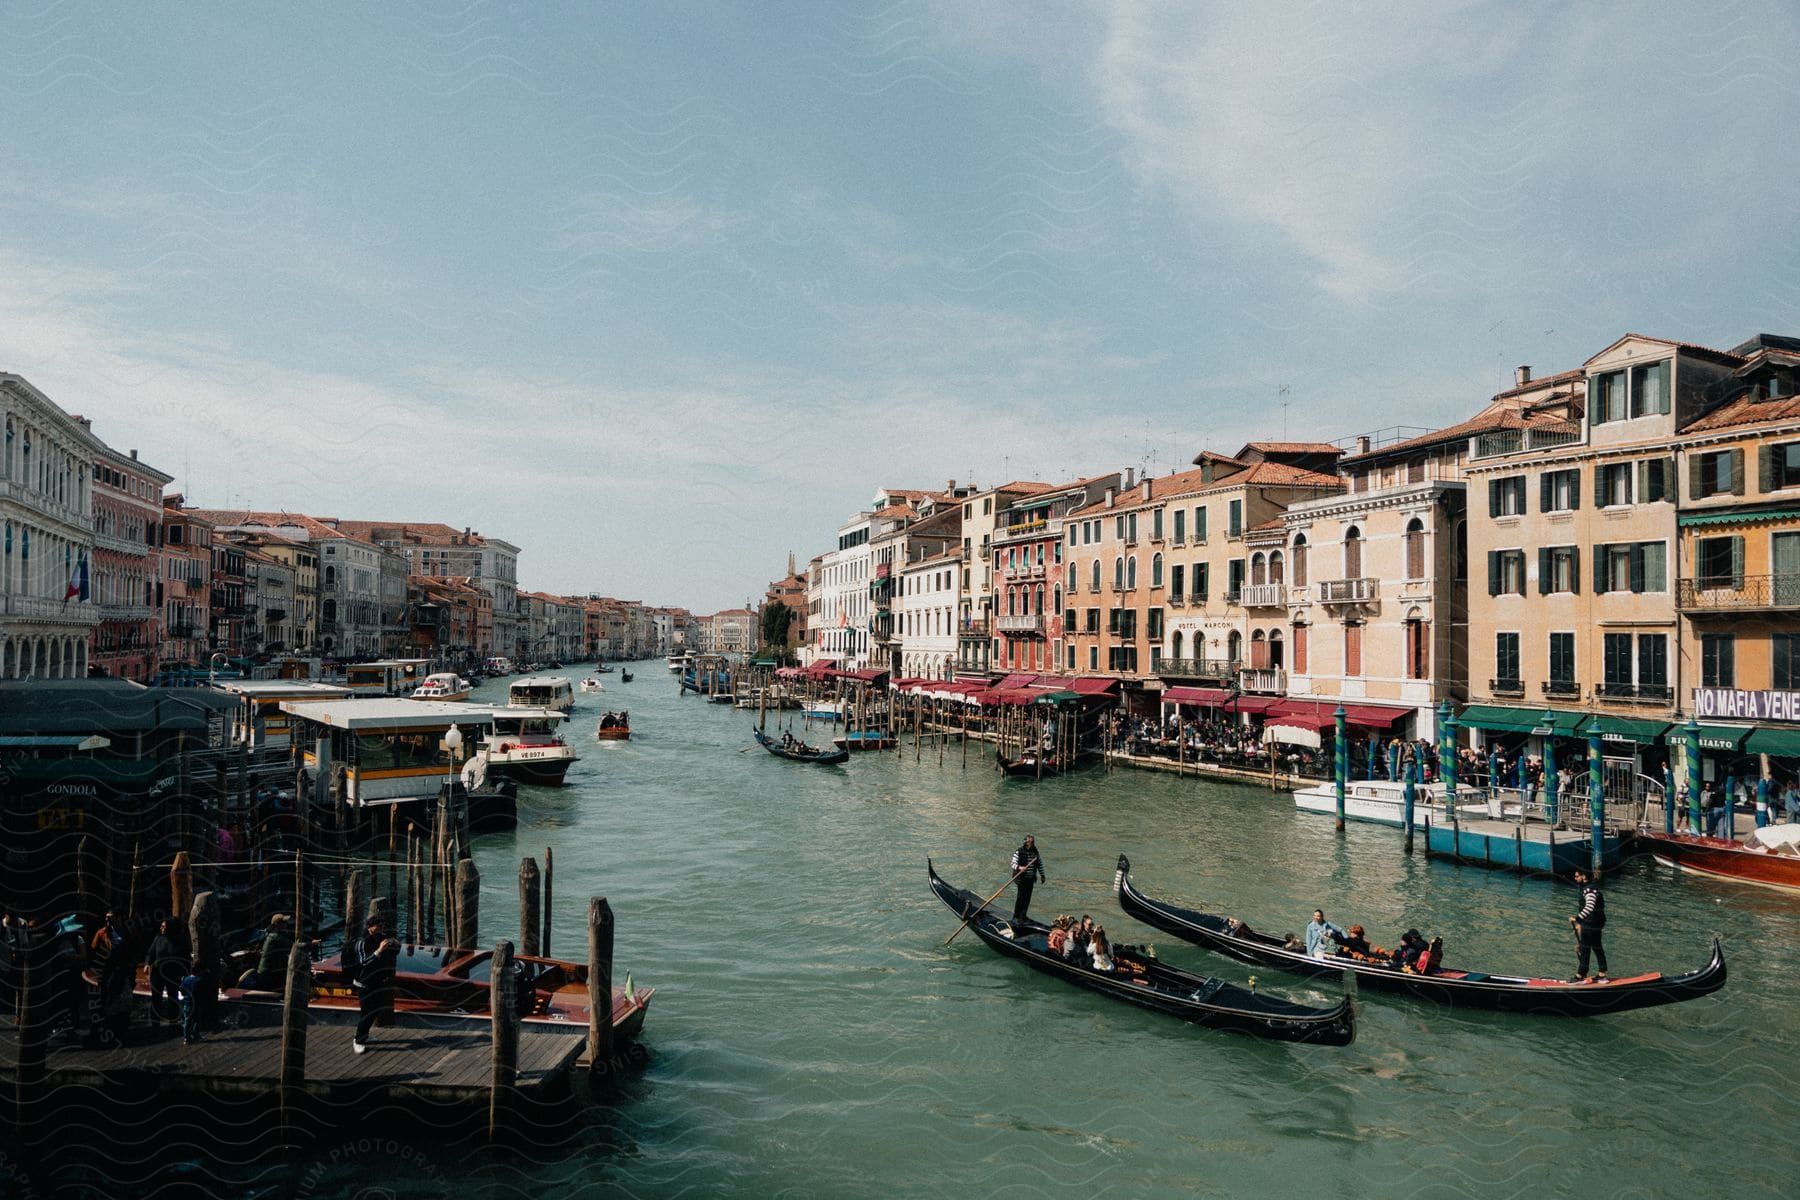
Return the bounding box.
[620,670,634,683]
[752,726,849,765]
[997,746,1061,777]
[928,860,1355,1045]
[1113,855,1727,1017]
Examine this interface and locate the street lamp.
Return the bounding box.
[444,724,463,796]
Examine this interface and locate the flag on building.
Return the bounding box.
[64,554,89,603]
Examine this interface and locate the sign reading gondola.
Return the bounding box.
[1693,687,1800,724]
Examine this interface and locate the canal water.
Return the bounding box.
[316,670,1792,1198]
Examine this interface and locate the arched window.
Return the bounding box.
[1126,556,1137,589]
[1227,630,1242,664]
[1113,556,1124,590]
[1404,518,1425,580]
[1035,585,1044,615]
[1291,621,1308,674]
[1269,551,1285,585]
[1250,552,1267,586]
[1344,527,1362,578]
[1053,586,1061,612]
[1171,629,1184,660]
[1250,629,1269,668]
[1269,628,1285,669]
[1151,553,1163,588]
[1291,535,1308,587]
[1091,559,1100,591]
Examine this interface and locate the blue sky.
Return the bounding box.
[4,2,1799,611]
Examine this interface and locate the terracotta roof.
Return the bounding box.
[326,520,488,547]
[187,509,380,547]
[1588,334,1745,370]
[1247,517,1286,532]
[1681,392,1800,435]
[1340,401,1577,464]
[1240,462,1345,488]
[992,480,1054,495]
[1489,367,1585,402]
[872,503,917,520]
[1239,442,1342,455]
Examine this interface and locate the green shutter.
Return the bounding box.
[1731,449,1746,496]
[1487,550,1500,596]
[1629,543,1646,593]
[1538,547,1550,595]
[1761,444,1776,494]
[1731,535,1745,589]
[1539,473,1552,512]
[1569,469,1581,510]
[1688,455,1703,501]
[1593,544,1609,594]
[1594,467,1606,508]
[1570,549,1580,595]
[1488,480,1500,518]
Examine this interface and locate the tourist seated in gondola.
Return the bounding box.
[1391,929,1427,971]
[1065,915,1094,962]
[1305,910,1344,959]
[1336,925,1374,959]
[1046,915,1072,955]
[1089,927,1115,973]
[1281,932,1304,953]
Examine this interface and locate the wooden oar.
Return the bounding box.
[944,865,1029,946]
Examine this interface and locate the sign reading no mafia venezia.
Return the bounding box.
[1693,688,1800,723]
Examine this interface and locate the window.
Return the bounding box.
[1228,500,1242,539]
[1151,553,1163,588]
[1630,361,1671,417]
[1539,468,1580,512]
[1640,459,1673,503]
[1227,559,1244,601]
[1269,550,1284,584]
[1085,608,1099,634]
[1776,634,1800,689]
[1549,632,1575,689]
[1407,459,1425,484]
[1760,441,1800,492]
[1152,509,1163,541]
[1487,549,1526,596]
[1695,536,1743,591]
[1292,623,1308,675]
[1701,633,1735,688]
[1173,510,1186,545]
[1089,645,1098,671]
[1593,542,1666,594]
[1591,370,1626,424]
[1404,618,1429,680]
[1250,552,1267,587]
[1170,564,1185,600]
[1595,463,1633,507]
[1495,632,1521,689]
[1194,507,1208,543]
[1342,622,1362,676]
[1126,556,1137,589]
[1147,608,1163,641]
[1091,560,1101,591]
[1291,535,1308,586]
[1194,562,1210,602]
[1127,513,1138,543]
[1488,476,1527,517]
[1404,519,1425,579]
[1069,526,1078,546]
[1344,527,1362,577]
[1638,634,1668,692]
[1539,546,1580,594]
[1692,449,1744,499]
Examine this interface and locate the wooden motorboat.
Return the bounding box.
[752,727,848,765]
[928,861,1354,1045]
[1113,855,1726,1017]
[595,710,631,741]
[1636,826,1800,894]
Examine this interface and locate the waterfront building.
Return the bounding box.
[224,530,318,654]
[700,608,756,656]
[990,473,1118,676]
[761,555,809,658]
[1462,334,1743,780]
[0,374,101,679]
[812,507,879,669]
[871,497,961,677]
[159,497,214,677]
[324,521,523,662]
[210,536,249,657]
[407,575,486,663]
[88,442,172,682]
[896,543,961,679]
[952,481,1050,677]
[242,546,296,656]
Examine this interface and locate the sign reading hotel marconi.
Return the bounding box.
[1693,688,1800,723]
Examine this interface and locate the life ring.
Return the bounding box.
[498,743,512,753]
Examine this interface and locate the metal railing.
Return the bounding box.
[957,618,991,638]
[1158,657,1241,678]
[1597,682,1673,702]
[1541,679,1579,697]
[1240,583,1287,607]
[1,595,102,621]
[1490,677,1525,696]
[1319,577,1379,603]
[1677,574,1800,610]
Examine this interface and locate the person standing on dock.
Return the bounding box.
[347,915,400,1054]
[1568,869,1608,983]
[1010,836,1045,922]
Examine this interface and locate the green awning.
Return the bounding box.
[1678,506,1800,528]
[1581,716,1671,744]
[1746,727,1800,757]
[1682,724,1752,752]
[1031,690,1082,704]
[1456,705,1585,736]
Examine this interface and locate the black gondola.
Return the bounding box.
[752,727,849,765]
[928,860,1355,1045]
[1113,855,1727,1017]
[997,746,1061,777]
[620,670,634,682]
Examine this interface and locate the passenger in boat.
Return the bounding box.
[1046,915,1071,955]
[1281,932,1304,953]
[1337,925,1373,959]
[1782,780,1800,824]
[1305,910,1344,959]
[1089,927,1115,973]
[1392,929,1427,972]
[1065,915,1093,961]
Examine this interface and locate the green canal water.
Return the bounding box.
[305,671,1794,1198]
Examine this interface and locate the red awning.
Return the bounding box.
[1223,696,1282,716]
[1265,712,1337,733]
[1070,676,1120,695]
[836,668,889,684]
[988,687,1047,706]
[1163,686,1231,706]
[1270,699,1411,730]
[995,673,1038,689]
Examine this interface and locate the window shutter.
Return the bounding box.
[1688,455,1703,500]
[1569,470,1581,510]
[1538,547,1551,595]
[1629,543,1646,593]
[1594,467,1606,509]
[1593,544,1608,594]
[1539,473,1551,512]
[1570,550,1580,595]
[1487,550,1500,596]
[1488,480,1499,518]
[1731,535,1745,590]
[1731,449,1746,496]
[1761,444,1776,493]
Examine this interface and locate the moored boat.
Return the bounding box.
[596,710,631,740]
[928,860,1354,1045]
[998,746,1061,777]
[752,727,848,765]
[1113,855,1727,1016]
[1636,825,1800,894]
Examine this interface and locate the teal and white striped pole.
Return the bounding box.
[1438,700,1457,818]
[1685,719,1702,836]
[1334,706,1348,833]
[1403,759,1417,854]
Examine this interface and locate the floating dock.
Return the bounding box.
[1424,813,1623,875]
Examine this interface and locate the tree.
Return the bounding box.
[760,602,794,650]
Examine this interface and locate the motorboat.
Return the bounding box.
[580,677,604,694]
[465,707,578,787]
[508,675,575,713]
[1291,777,1487,827]
[410,672,472,702]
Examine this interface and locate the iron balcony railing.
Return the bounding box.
[1490,677,1525,696]
[957,618,991,638]
[1472,425,1581,459]
[1597,682,1674,702]
[1541,679,1580,698]
[1319,577,1379,604]
[1158,657,1241,678]
[1677,574,1800,610]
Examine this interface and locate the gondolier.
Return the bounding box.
[1568,868,1608,983]
[1010,836,1045,921]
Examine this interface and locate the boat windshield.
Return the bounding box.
[393,945,461,975]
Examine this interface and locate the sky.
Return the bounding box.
[4,2,1799,612]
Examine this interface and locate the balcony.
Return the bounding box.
[1158,657,1241,679]
[1541,679,1580,698]
[1597,682,1674,703]
[1490,677,1525,696]
[1319,577,1379,605]
[100,605,154,622]
[957,618,992,640]
[1677,574,1800,612]
[1472,425,1581,459]
[0,595,102,624]
[1239,667,1286,694]
[1167,594,1186,608]
[1240,583,1287,608]
[996,613,1045,634]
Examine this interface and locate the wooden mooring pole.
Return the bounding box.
[279,936,312,1145]
[519,857,541,957]
[542,846,554,957]
[489,939,519,1144]
[586,896,615,1075]
[454,857,481,950]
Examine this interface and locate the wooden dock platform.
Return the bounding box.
[0,1000,586,1105]
[1424,813,1624,875]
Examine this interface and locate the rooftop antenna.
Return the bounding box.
[1279,385,1291,440]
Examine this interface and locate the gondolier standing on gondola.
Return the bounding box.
[1568,868,1608,982]
[1010,836,1045,922]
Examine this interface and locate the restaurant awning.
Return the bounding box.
[995,674,1038,689]
[1070,676,1120,695]
[1223,696,1282,716]
[837,668,889,684]
[1746,727,1800,757]
[1162,686,1231,706]
[1581,716,1671,745]
[1266,712,1336,733]
[1457,705,1585,736]
[1269,700,1412,730]
[1683,724,1752,752]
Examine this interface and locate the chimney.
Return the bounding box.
[1104,488,1115,508]
[1356,435,1371,455]
[1141,479,1151,501]
[1123,467,1136,489]
[1515,365,1532,387]
[946,479,955,492]
[129,449,138,460]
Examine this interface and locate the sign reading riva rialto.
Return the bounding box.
[1693,688,1800,723]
